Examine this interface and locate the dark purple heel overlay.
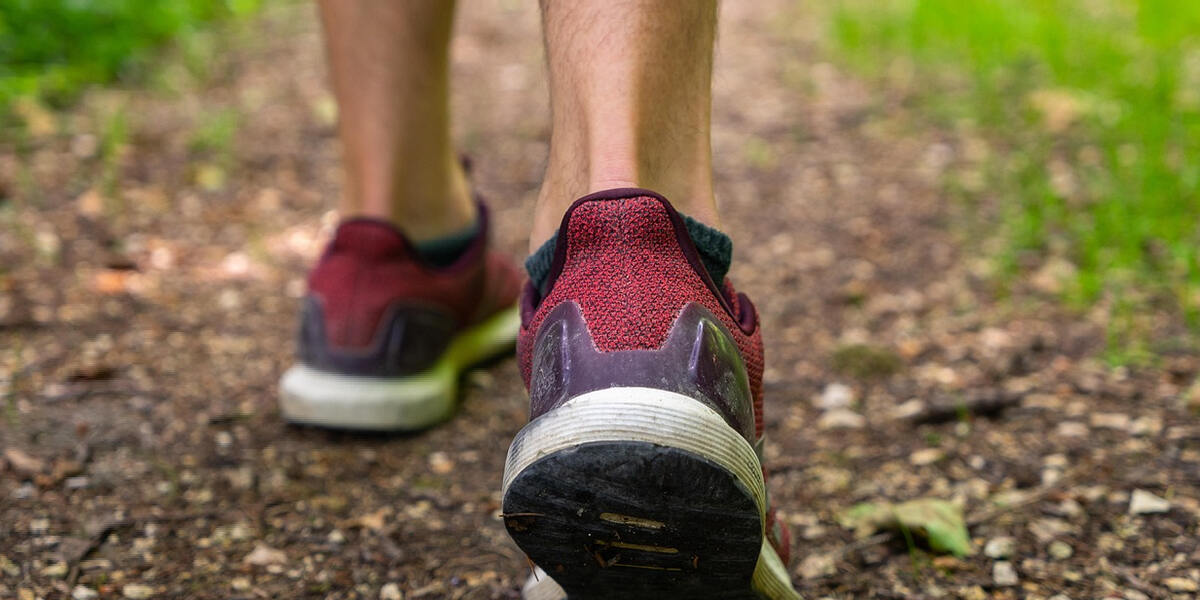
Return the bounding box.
[296,296,457,377]
[528,301,756,442]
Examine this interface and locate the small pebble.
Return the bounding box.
[40,562,68,578]
[29,518,49,535]
[72,586,98,600]
[243,543,287,566]
[992,561,1018,587]
[798,554,836,579]
[909,448,944,466]
[1128,489,1170,515]
[1051,499,1083,519]
[1164,577,1198,592]
[380,582,403,600]
[817,409,865,430]
[891,399,925,420]
[122,584,155,599]
[428,452,455,475]
[815,383,854,410]
[1130,416,1162,436]
[1055,422,1088,437]
[1048,541,1073,560]
[1090,412,1130,430]
[984,537,1015,559]
[64,476,90,489]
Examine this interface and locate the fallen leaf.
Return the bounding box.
[76,188,106,217]
[838,498,972,557]
[92,270,133,295]
[4,448,46,475]
[346,507,391,532]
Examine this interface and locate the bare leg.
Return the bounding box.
[318,0,475,242]
[532,0,719,249]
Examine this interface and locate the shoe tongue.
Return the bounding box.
[329,218,415,261]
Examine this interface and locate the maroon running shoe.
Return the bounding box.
[502,189,799,599]
[279,202,522,430]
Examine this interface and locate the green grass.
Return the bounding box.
[826,0,1200,360]
[0,0,261,128]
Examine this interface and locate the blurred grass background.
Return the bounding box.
[827,0,1200,361]
[0,0,261,129]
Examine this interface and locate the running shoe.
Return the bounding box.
[502,189,799,599]
[279,202,521,430]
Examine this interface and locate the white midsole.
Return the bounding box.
[279,306,519,430]
[502,387,767,519]
[279,362,456,430]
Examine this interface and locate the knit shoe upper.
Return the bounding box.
[280,201,522,431]
[297,203,521,377]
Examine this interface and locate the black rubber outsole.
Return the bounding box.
[503,441,764,600]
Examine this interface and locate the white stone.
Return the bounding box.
[815,383,855,410]
[1090,412,1130,430]
[1055,422,1088,437]
[817,409,865,430]
[1130,416,1162,437]
[1128,489,1170,515]
[1164,577,1198,592]
[1048,541,1073,560]
[72,586,98,600]
[891,399,925,420]
[122,584,155,599]
[380,582,404,600]
[984,537,1016,559]
[243,543,288,566]
[909,448,944,466]
[798,554,836,579]
[992,561,1018,587]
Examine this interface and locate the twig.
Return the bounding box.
[66,511,219,586]
[1111,565,1167,600]
[907,390,1022,425]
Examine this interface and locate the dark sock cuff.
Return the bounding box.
[414,217,480,268]
[524,213,733,294]
[524,232,558,295]
[682,215,732,288]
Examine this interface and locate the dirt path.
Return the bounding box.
[2,2,1197,599]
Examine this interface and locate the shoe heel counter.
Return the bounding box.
[528,301,756,442]
[296,294,457,377]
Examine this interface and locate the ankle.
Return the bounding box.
[340,156,477,242]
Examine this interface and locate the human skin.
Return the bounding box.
[317,0,721,250]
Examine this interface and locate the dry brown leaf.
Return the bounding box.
[3,448,46,475]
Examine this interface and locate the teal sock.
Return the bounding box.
[524,214,732,294]
[414,218,480,267]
